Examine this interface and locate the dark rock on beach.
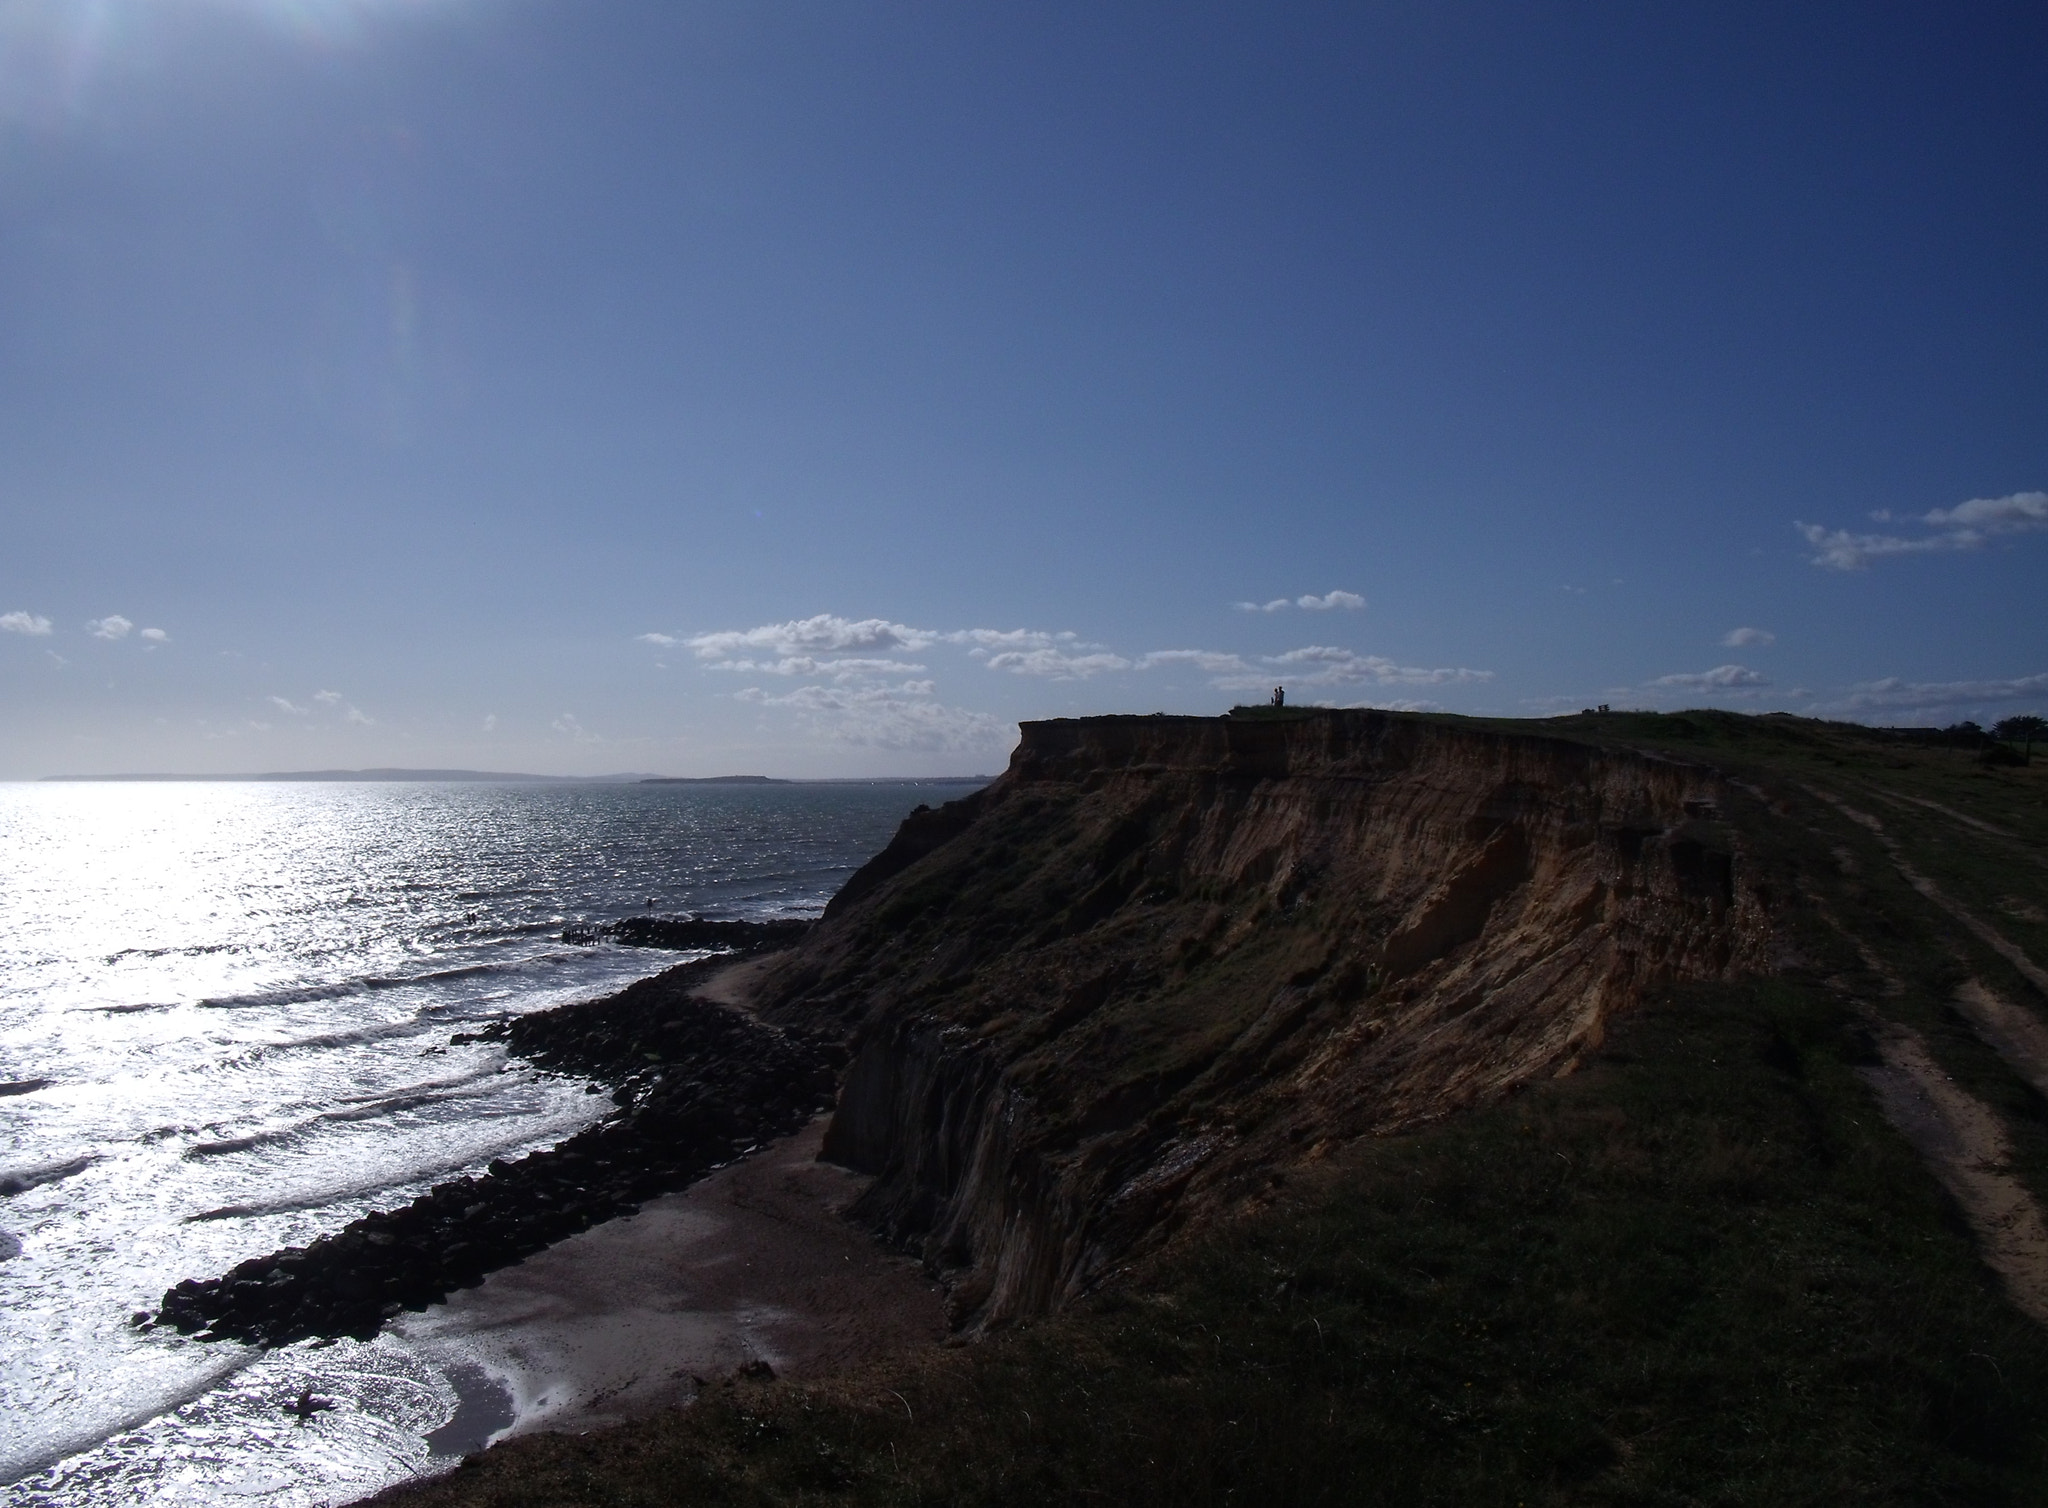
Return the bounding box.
[157,932,827,1349]
[0,1154,97,1197]
[561,914,813,952]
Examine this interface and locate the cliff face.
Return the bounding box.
[759,712,1775,1328]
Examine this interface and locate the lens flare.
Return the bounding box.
[0,0,467,125]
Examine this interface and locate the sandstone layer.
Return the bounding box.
[757,710,1777,1329]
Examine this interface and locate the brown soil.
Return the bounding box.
[1878,787,2021,841]
[1954,978,2048,1103]
[689,951,786,1013]
[1858,1021,2048,1325]
[1823,792,2048,993]
[756,712,1776,1331]
[2008,896,2048,925]
[1803,810,2048,1326]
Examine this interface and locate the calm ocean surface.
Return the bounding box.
[0,779,960,1506]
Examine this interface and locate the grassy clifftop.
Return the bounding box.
[379,710,2048,1506]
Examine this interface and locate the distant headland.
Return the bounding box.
[639,775,787,785]
[40,768,660,783]
[38,768,996,784]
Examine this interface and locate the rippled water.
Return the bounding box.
[0,779,958,1505]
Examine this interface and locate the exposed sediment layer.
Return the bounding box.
[755,711,1776,1329]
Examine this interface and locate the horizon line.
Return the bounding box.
[33,767,999,785]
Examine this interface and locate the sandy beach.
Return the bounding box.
[388,957,946,1456]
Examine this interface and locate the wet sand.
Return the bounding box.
[397,1115,944,1448]
[390,954,944,1452]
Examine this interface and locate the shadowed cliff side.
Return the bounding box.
[755,710,1775,1329]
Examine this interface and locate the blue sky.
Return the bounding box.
[2,0,2043,777]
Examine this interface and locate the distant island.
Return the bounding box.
[639,775,788,785]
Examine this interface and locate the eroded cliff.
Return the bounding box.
[758,710,1776,1328]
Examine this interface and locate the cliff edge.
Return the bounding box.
[757,710,1775,1328]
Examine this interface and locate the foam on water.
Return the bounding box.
[0,778,956,1504]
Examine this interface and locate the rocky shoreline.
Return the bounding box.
[153,922,834,1349]
[559,914,812,952]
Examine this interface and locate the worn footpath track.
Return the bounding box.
[1802,779,2048,1324]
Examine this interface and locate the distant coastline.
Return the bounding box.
[38,768,655,784]
[37,768,998,785]
[639,775,787,785]
[639,775,994,785]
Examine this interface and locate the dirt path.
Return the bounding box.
[1815,791,2048,995]
[1857,1020,2048,1324]
[1953,978,2048,1102]
[1806,883,2048,1325]
[1861,785,2023,843]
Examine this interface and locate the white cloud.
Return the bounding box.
[552,713,601,743]
[139,627,168,644]
[982,648,1132,679]
[1799,490,2048,569]
[482,713,498,733]
[271,688,374,723]
[1324,697,1445,713]
[1649,664,1770,690]
[713,655,929,680]
[1138,649,1254,674]
[637,632,679,648]
[735,681,1007,752]
[87,615,132,641]
[688,614,934,663]
[819,658,928,678]
[1271,646,1475,683]
[1721,627,1774,648]
[688,619,1107,685]
[1797,523,1971,570]
[945,628,1078,650]
[1149,644,1490,693]
[1923,490,2048,532]
[1219,646,1491,691]
[1819,672,2048,721]
[1233,592,1365,613]
[1,611,52,636]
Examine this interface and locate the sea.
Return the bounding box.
[0,777,967,1506]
